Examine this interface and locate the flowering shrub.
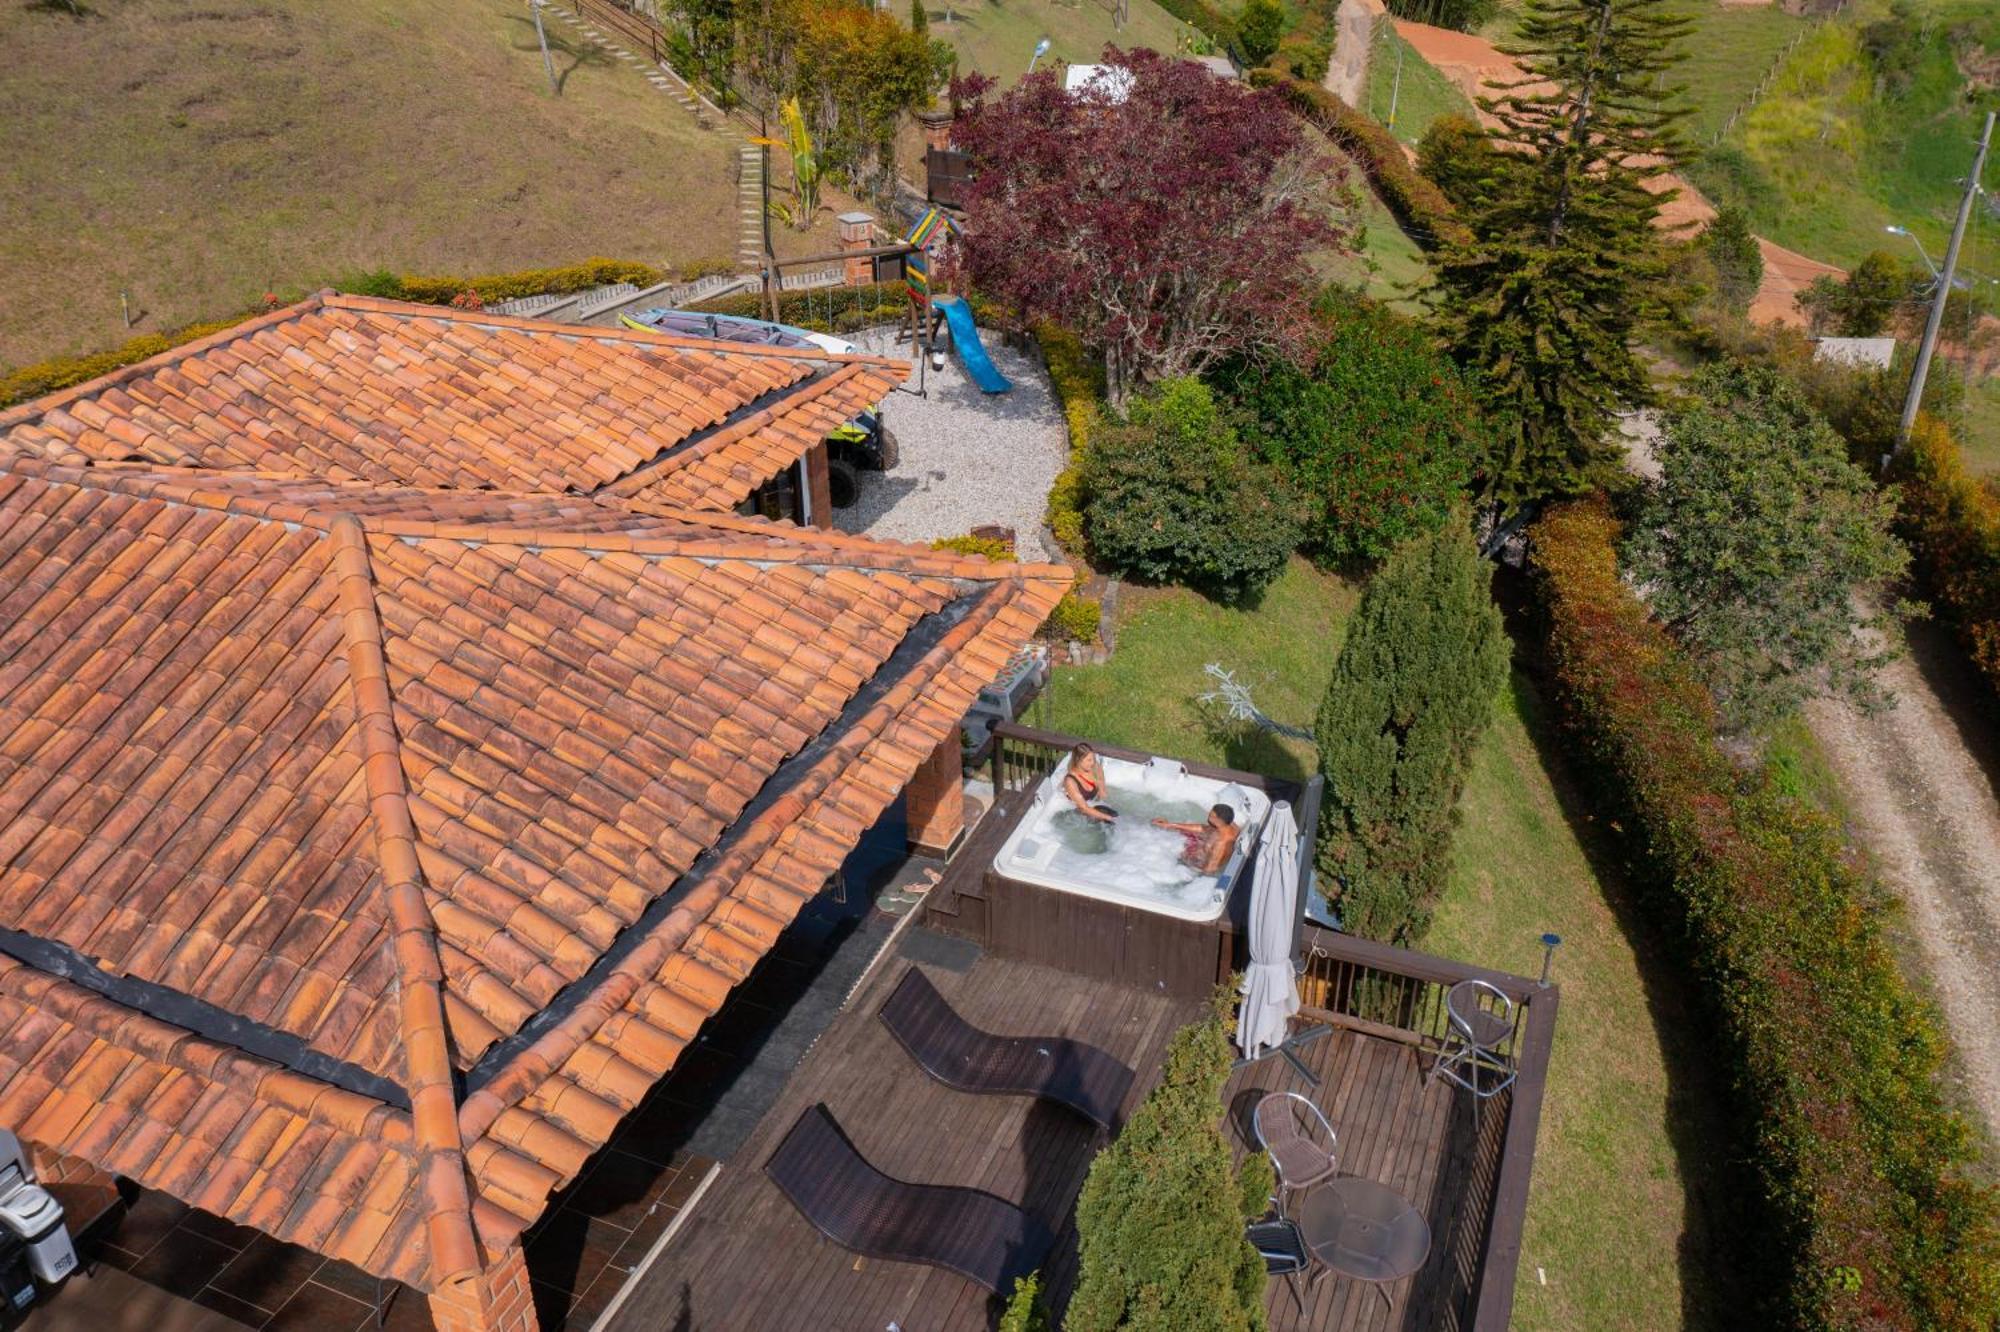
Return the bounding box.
[1533,496,2000,1331]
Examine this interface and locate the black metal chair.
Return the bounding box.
[1246,1214,1316,1316]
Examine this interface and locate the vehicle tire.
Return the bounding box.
[827,456,861,510]
[874,425,899,471]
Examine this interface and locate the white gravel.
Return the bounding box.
[833,325,1069,562]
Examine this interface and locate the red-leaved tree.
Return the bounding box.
[953,49,1345,403]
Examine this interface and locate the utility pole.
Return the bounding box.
[1894,109,1993,462]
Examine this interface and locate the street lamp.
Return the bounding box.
[1885,224,1940,280]
[1028,38,1051,73]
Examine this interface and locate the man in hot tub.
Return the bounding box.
[1152,804,1240,874]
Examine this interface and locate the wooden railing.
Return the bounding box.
[1295,926,1557,1332]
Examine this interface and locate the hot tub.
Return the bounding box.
[992,754,1270,922]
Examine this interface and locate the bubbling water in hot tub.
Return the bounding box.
[1019,758,1261,914]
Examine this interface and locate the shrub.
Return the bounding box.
[1893,414,2000,693]
[1037,321,1106,557]
[1624,362,1910,731]
[998,1274,1050,1332]
[1264,77,1471,251]
[1040,591,1103,643]
[1234,0,1285,67]
[1084,378,1304,599]
[1067,989,1272,1332]
[351,257,666,305]
[1415,113,1499,211]
[930,533,1015,561]
[1532,496,2000,1330]
[1218,286,1481,564]
[1702,205,1763,315]
[1314,520,1506,944]
[0,315,257,409]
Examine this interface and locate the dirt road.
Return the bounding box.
[1805,623,2000,1134]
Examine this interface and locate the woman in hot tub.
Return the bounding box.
[1152,804,1240,874]
[1062,743,1119,824]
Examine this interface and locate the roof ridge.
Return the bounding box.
[456,582,1012,1142]
[326,291,906,371]
[0,292,330,433]
[325,516,485,1287]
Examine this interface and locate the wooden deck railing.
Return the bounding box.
[1295,926,1557,1332]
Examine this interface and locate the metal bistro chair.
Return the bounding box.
[1246,1214,1319,1316]
[1428,979,1520,1110]
[1252,1091,1338,1217]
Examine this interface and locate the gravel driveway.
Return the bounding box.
[833,325,1069,562]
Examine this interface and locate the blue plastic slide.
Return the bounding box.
[933,295,1012,394]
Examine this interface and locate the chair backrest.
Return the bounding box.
[1253,1091,1336,1159]
[1446,978,1515,1047]
[1246,1216,1309,1275]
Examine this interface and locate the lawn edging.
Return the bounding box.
[1530,495,2000,1330]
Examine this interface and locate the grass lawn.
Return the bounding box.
[925,0,1199,85]
[1956,376,2000,479]
[1665,1,1808,147]
[0,0,791,367]
[1032,558,1734,1331]
[1363,25,1476,147]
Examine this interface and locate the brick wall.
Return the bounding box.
[905,737,965,856]
[428,1247,539,1332]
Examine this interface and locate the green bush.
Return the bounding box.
[1893,415,2000,694]
[1532,496,2000,1330]
[1264,76,1471,251]
[0,314,260,409]
[346,257,666,305]
[1218,287,1481,564]
[1067,989,1272,1332]
[1314,519,1506,944]
[930,533,1016,562]
[1040,591,1103,643]
[1415,113,1498,211]
[1084,378,1304,599]
[1037,321,1106,558]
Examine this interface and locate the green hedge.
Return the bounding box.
[1890,414,2000,697]
[1,256,712,410]
[1035,321,1104,558]
[1263,76,1471,251]
[1532,496,2000,1331]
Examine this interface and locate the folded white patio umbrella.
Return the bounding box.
[1236,800,1302,1060]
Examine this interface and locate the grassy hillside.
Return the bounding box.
[923,0,1201,84]
[1686,0,2000,274]
[1364,24,1476,147]
[0,0,766,368]
[1035,559,1734,1331]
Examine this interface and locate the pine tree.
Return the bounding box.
[1315,521,1507,945]
[1431,0,1691,509]
[1066,991,1273,1332]
[910,0,929,36]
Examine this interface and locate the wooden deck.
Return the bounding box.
[1223,1027,1510,1332]
[605,924,1510,1332]
[605,931,1199,1332]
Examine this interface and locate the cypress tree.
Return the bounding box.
[911,0,929,35]
[1431,0,1691,509]
[1067,991,1273,1332]
[1315,521,1507,945]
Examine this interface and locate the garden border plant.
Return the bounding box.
[1531,495,2000,1330]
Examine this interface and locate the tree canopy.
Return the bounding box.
[1429,0,1691,510]
[1623,362,1913,731]
[953,48,1343,402]
[1315,520,1506,944]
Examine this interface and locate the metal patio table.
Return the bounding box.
[1297,1177,1431,1314]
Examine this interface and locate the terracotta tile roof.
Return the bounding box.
[0,458,1069,1290]
[0,292,904,512]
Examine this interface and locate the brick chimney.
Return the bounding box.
[917,106,953,153]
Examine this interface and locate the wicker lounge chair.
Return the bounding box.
[764,1103,1054,1295]
[878,967,1136,1130]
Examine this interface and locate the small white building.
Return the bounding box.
[1062,63,1136,102]
[1812,336,1897,369]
